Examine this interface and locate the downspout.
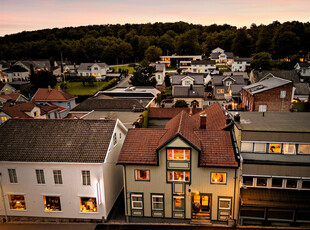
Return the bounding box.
[123,165,129,222]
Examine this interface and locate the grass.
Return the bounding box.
[56,81,111,96]
[111,66,135,74]
[216,64,230,68]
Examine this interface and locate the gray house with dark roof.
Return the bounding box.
[0,118,127,222]
[77,63,109,80]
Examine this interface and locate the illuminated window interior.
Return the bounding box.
[298,144,310,154]
[173,196,184,211]
[135,170,150,180]
[217,89,224,94]
[168,171,190,182]
[167,149,190,160]
[5,88,8,91]
[9,195,26,210]
[211,172,226,184]
[269,143,281,153]
[80,197,97,212]
[44,196,61,211]
[282,143,295,154]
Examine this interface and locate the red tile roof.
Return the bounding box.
[0,93,22,101]
[32,88,75,102]
[2,102,35,118]
[118,103,237,167]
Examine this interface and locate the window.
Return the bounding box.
[241,142,253,152]
[8,169,18,183]
[225,81,232,86]
[217,89,224,94]
[152,195,164,211]
[167,149,190,160]
[80,197,97,212]
[36,169,45,184]
[67,102,71,110]
[259,105,267,112]
[256,177,267,187]
[168,171,190,182]
[271,178,283,188]
[131,194,143,209]
[94,67,98,70]
[282,143,295,154]
[173,196,184,211]
[82,170,90,185]
[211,172,227,184]
[8,195,26,210]
[34,111,38,117]
[44,196,61,211]
[113,133,117,145]
[254,143,266,153]
[286,179,297,188]
[269,143,281,153]
[184,81,191,85]
[243,176,253,186]
[135,170,150,181]
[302,180,310,189]
[219,198,231,210]
[119,133,122,140]
[280,90,286,98]
[298,144,310,154]
[53,170,62,184]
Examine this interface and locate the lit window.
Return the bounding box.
[36,169,45,184]
[211,172,227,184]
[254,143,266,153]
[302,180,310,189]
[241,142,253,152]
[269,143,281,153]
[53,170,62,184]
[298,144,310,154]
[5,88,8,91]
[9,195,26,210]
[135,170,150,181]
[286,179,297,189]
[8,169,18,183]
[282,143,295,154]
[256,177,267,187]
[217,89,224,94]
[243,176,253,186]
[168,171,190,182]
[131,194,143,209]
[173,196,184,211]
[34,111,38,117]
[44,196,61,211]
[1,117,7,121]
[80,197,97,212]
[167,149,190,160]
[219,198,231,210]
[82,170,90,185]
[271,178,283,188]
[152,195,164,211]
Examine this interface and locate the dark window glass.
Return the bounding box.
[256,177,267,187]
[272,178,283,188]
[286,179,297,188]
[243,176,253,186]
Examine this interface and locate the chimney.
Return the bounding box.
[200,113,207,129]
[189,107,193,116]
[57,85,61,91]
[234,112,240,122]
[48,85,51,92]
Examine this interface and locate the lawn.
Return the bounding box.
[111,66,135,74]
[56,81,112,96]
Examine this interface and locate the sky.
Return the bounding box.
[0,0,310,36]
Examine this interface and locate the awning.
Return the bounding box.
[240,188,310,209]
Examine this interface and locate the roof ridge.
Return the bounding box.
[177,111,185,134]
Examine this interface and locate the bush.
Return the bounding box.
[141,108,149,128]
[173,100,188,108]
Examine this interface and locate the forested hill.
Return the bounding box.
[0,21,309,65]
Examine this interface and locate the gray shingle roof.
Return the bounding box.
[294,82,310,95]
[78,63,108,71]
[213,75,245,86]
[173,85,204,98]
[72,98,144,111]
[253,70,299,83]
[172,75,204,85]
[0,119,116,163]
[243,77,292,95]
[299,63,310,68]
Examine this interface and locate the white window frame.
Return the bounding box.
[168,171,190,182]
[152,195,164,211]
[280,90,286,98]
[53,170,63,185]
[219,198,231,210]
[36,169,45,184]
[217,89,224,94]
[8,169,18,183]
[131,194,143,210]
[82,170,91,186]
[271,177,284,188]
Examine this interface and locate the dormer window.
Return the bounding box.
[167,149,190,161]
[184,81,191,85]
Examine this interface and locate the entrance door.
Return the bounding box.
[192,194,211,219]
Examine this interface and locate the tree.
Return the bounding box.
[173,100,188,108]
[256,27,272,53]
[251,52,273,70]
[130,60,156,86]
[30,70,57,92]
[164,74,171,87]
[144,46,162,62]
[272,30,300,58]
[232,30,253,57]
[175,29,200,55]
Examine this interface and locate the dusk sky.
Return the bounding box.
[1,0,309,36]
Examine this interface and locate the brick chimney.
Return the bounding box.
[57,86,61,91]
[200,113,207,129]
[48,85,51,92]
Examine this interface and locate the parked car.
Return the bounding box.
[162,99,174,103]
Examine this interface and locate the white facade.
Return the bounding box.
[191,63,218,74]
[0,119,127,221]
[6,72,29,82]
[77,63,109,80]
[232,61,247,72]
[0,84,16,95]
